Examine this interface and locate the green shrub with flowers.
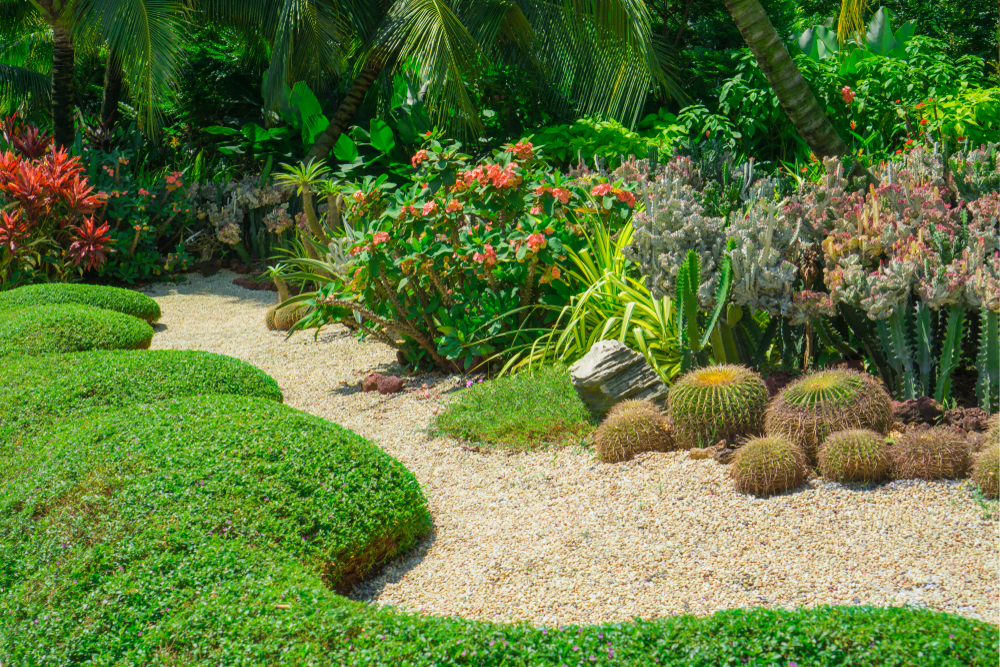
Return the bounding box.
[278,138,637,371]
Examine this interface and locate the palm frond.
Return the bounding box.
[75,0,189,133]
[371,0,487,140]
[837,0,867,46]
[0,63,50,114]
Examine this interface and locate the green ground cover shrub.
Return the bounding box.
[0,304,154,357]
[0,282,162,323]
[0,394,432,661]
[433,365,594,448]
[0,349,283,440]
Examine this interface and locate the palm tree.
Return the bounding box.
[204,0,680,163]
[722,0,847,158]
[0,0,187,146]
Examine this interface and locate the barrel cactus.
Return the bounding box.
[765,370,893,463]
[729,435,807,496]
[891,427,971,480]
[972,441,999,498]
[266,303,309,331]
[667,365,769,449]
[595,400,674,463]
[817,429,890,483]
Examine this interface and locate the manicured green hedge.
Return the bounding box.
[0,350,283,438]
[0,304,154,357]
[0,282,162,323]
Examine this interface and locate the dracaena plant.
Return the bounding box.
[0,146,108,287]
[278,138,637,372]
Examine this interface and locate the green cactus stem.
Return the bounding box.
[976,308,999,412]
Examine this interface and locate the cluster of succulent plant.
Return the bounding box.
[667,365,769,448]
[729,435,806,496]
[817,429,890,483]
[766,369,894,462]
[625,170,727,309]
[180,176,292,256]
[594,399,674,463]
[625,144,999,411]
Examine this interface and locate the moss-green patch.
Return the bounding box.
[433,365,594,448]
[0,283,161,323]
[0,304,154,358]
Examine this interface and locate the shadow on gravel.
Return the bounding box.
[347,529,437,603]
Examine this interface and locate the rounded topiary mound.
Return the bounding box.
[266,302,310,331]
[0,282,161,323]
[0,350,283,437]
[667,364,769,449]
[0,304,154,357]
[595,399,673,462]
[972,442,999,498]
[3,395,431,597]
[765,370,893,462]
[891,427,971,481]
[817,429,890,483]
[729,435,807,496]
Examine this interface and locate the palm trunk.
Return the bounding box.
[101,49,123,129]
[51,22,76,148]
[723,0,847,158]
[305,62,382,163]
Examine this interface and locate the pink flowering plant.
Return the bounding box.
[292,138,637,371]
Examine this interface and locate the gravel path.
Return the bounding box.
[146,272,999,626]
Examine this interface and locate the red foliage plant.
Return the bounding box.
[0,114,53,159]
[0,142,109,285]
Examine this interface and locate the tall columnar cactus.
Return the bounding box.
[766,370,894,462]
[668,365,769,448]
[674,246,742,369]
[976,308,999,413]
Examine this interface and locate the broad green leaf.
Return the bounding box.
[370,119,396,154]
[333,133,359,163]
[303,114,330,147]
[291,81,323,123]
[866,8,896,55]
[202,126,239,136]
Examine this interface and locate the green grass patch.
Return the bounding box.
[0,349,283,440]
[433,365,594,448]
[0,304,154,358]
[0,282,161,323]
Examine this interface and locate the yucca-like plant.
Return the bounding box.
[817,429,890,483]
[766,369,893,462]
[891,427,971,481]
[668,364,769,448]
[503,220,681,383]
[729,435,806,496]
[972,441,999,498]
[594,399,673,463]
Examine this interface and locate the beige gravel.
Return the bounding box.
[145,271,1000,626]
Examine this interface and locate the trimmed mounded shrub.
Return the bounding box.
[595,399,674,462]
[0,282,161,323]
[818,429,891,483]
[1,395,431,594]
[0,304,154,357]
[0,350,283,438]
[729,435,807,497]
[972,442,999,498]
[266,302,310,331]
[891,427,971,481]
[668,365,769,449]
[766,370,893,462]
